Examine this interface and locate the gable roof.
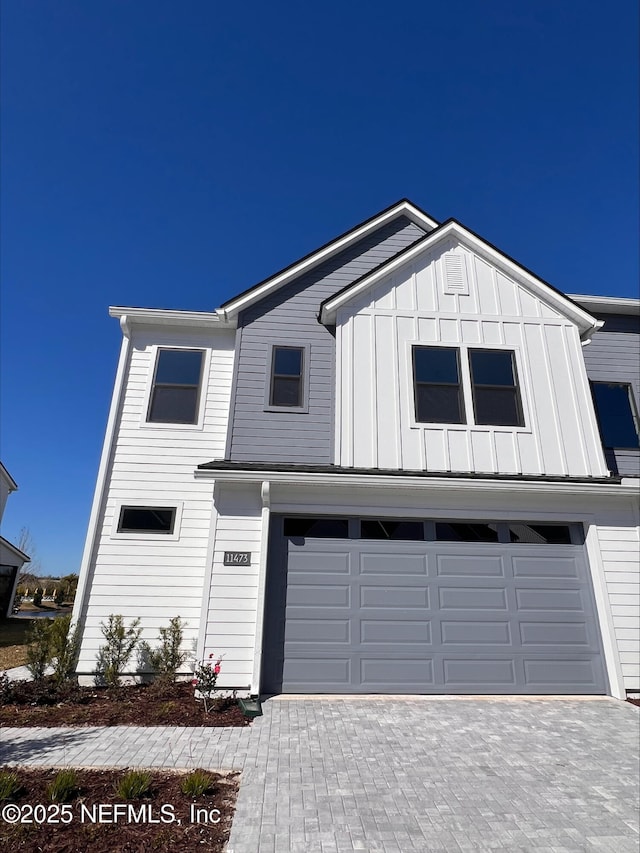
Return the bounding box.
[319,218,601,338]
[218,199,439,322]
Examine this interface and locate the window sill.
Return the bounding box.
[409,421,532,434]
[263,405,309,414]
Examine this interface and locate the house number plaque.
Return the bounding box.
[223,551,251,566]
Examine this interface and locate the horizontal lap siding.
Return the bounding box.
[582,318,640,477]
[597,521,640,692]
[229,217,426,463]
[204,484,263,688]
[76,328,235,675]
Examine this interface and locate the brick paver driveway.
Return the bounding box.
[1,697,638,852]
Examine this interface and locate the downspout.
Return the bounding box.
[71,316,133,643]
[250,481,271,695]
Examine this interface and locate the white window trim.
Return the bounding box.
[139,345,210,431]
[111,500,184,541]
[263,342,311,413]
[406,341,532,433]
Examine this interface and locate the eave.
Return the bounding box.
[218,199,439,322]
[0,462,18,492]
[0,535,29,564]
[319,220,602,339]
[109,306,230,334]
[569,294,640,316]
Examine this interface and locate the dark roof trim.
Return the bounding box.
[197,460,621,485]
[318,217,590,322]
[219,198,439,309]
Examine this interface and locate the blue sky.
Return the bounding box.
[1,1,638,576]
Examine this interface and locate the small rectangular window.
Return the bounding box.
[507,524,573,544]
[148,349,204,424]
[118,507,176,534]
[270,347,304,407]
[413,347,465,424]
[435,522,499,542]
[283,518,348,538]
[361,519,425,540]
[469,349,524,427]
[591,382,640,449]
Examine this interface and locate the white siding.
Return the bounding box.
[596,516,640,692]
[203,483,264,689]
[76,326,235,675]
[336,241,608,477]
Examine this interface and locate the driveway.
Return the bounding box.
[1,697,638,852]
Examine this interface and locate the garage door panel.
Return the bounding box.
[441,620,512,645]
[261,519,607,695]
[436,555,506,577]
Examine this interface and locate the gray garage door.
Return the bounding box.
[261,517,608,694]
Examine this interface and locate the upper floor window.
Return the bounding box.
[269,346,304,408]
[147,349,204,424]
[412,347,465,424]
[591,382,640,449]
[469,349,524,427]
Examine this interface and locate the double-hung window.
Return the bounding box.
[469,349,524,427]
[269,346,305,408]
[412,346,524,428]
[412,347,465,424]
[591,382,640,449]
[147,349,204,424]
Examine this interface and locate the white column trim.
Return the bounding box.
[250,481,271,694]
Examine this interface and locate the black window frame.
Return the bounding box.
[590,381,640,451]
[147,348,205,425]
[412,345,466,425]
[468,348,525,428]
[117,506,177,535]
[267,345,306,410]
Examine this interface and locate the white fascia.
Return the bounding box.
[0,462,18,493]
[569,294,640,316]
[109,306,230,330]
[320,222,601,339]
[219,201,438,322]
[194,468,636,499]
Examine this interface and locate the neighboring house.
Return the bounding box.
[72,200,640,698]
[0,462,29,616]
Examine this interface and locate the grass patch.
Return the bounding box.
[0,771,21,802]
[116,770,152,800]
[0,617,36,669]
[46,769,79,803]
[180,769,216,797]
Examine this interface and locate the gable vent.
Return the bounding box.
[443,254,469,295]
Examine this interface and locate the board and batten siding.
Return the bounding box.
[202,483,264,690]
[228,216,427,464]
[582,313,640,477]
[596,512,640,693]
[336,242,609,477]
[76,326,235,675]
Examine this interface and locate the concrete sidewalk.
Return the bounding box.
[1,697,638,852]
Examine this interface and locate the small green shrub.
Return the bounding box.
[180,769,215,798]
[0,771,21,802]
[26,619,53,681]
[0,671,13,705]
[47,769,78,803]
[54,587,65,606]
[48,615,80,686]
[32,588,43,607]
[94,615,142,688]
[116,770,152,800]
[146,616,188,684]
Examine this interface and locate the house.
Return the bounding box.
[0,462,29,616]
[72,200,640,698]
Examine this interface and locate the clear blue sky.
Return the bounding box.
[1,1,638,576]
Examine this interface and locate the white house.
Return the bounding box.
[72,200,640,698]
[0,462,29,616]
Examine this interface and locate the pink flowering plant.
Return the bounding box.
[191,653,223,712]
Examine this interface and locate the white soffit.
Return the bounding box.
[320,221,601,338]
[569,294,640,316]
[109,306,229,330]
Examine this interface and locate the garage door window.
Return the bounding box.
[283,518,349,538]
[507,523,574,544]
[435,522,499,542]
[360,519,425,540]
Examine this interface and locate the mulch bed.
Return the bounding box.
[0,766,238,852]
[627,696,640,708]
[0,680,251,727]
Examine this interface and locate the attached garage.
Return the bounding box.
[261,516,608,695]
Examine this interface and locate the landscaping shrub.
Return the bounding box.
[54,586,65,606]
[32,587,43,607]
[191,654,222,712]
[116,770,152,800]
[48,615,80,686]
[0,771,21,802]
[47,769,79,803]
[26,619,53,682]
[180,769,215,797]
[94,615,142,688]
[144,616,188,684]
[0,671,12,705]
